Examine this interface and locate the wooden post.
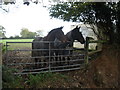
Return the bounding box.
[5,42,8,65]
[84,37,89,65]
[0,43,2,90]
[0,43,2,65]
[5,42,8,53]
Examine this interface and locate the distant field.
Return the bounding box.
[1,39,33,44]
[1,39,33,50]
[1,39,97,50]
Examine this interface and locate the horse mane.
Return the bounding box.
[48,26,63,35]
[44,26,64,41]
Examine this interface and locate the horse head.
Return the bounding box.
[55,27,67,43]
[42,26,68,49]
[71,26,85,44]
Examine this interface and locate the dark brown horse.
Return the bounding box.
[65,26,85,58]
[54,26,85,65]
[32,26,67,68]
[66,26,85,47]
[57,26,85,55]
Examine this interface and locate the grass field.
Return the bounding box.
[1,39,97,50]
[1,39,33,44]
[1,39,33,50]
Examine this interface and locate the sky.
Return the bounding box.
[0,1,77,37]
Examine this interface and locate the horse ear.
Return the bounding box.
[76,26,78,28]
[75,26,80,31]
[60,26,64,29]
[76,26,81,29]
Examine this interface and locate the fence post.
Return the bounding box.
[5,42,8,53]
[0,43,2,90]
[84,37,89,65]
[0,43,2,65]
[5,42,8,65]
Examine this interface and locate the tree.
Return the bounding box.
[9,36,14,39]
[35,30,43,37]
[3,0,15,5]
[0,25,6,38]
[20,28,36,38]
[49,2,120,45]
[14,35,21,39]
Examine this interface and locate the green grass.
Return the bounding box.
[26,72,69,88]
[1,39,33,44]
[2,66,70,88]
[2,65,24,88]
[1,39,33,50]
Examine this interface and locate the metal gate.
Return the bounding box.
[4,41,86,75]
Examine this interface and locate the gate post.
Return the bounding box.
[6,42,8,65]
[0,43,2,65]
[0,43,2,90]
[84,37,89,65]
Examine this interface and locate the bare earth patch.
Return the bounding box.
[61,45,119,88]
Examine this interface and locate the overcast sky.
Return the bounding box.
[0,1,77,37]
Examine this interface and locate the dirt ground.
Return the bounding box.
[46,45,119,88]
[67,45,119,88]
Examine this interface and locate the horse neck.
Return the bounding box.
[43,35,56,42]
[43,36,48,41]
[66,31,74,42]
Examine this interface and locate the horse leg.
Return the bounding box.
[32,51,39,69]
[34,58,39,68]
[67,50,73,65]
[55,55,58,66]
[54,51,58,66]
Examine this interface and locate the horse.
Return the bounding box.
[56,26,85,54]
[32,26,68,68]
[56,26,85,65]
[66,26,85,46]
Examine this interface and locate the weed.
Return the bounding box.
[25,72,69,88]
[2,44,6,53]
[2,66,70,88]
[2,66,24,88]
[26,72,55,87]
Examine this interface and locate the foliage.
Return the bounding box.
[8,29,43,39]
[27,73,54,87]
[14,35,21,39]
[26,72,69,88]
[0,25,6,38]
[2,66,24,88]
[3,0,15,5]
[8,35,21,39]
[2,44,6,53]
[2,67,69,88]
[20,28,37,39]
[35,30,44,37]
[49,2,120,44]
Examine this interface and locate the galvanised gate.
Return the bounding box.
[4,40,89,75]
